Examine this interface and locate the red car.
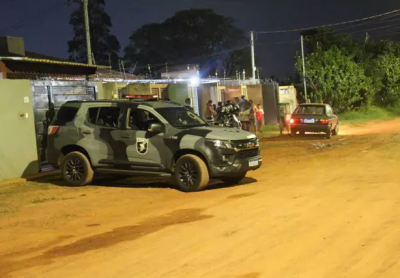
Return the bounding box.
[289,103,339,139]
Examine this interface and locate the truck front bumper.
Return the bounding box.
[209,155,262,178]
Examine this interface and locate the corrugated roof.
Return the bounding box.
[0,56,111,69]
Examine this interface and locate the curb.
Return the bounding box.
[0,170,61,187]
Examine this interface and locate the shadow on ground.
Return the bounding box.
[31,174,258,192]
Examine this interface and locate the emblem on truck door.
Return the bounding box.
[136,138,149,155]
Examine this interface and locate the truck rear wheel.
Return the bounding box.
[61,151,93,186]
[174,155,209,192]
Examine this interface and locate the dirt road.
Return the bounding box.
[1,119,400,278]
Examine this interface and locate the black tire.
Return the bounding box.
[61,151,94,186]
[174,154,209,192]
[221,172,247,185]
[326,127,332,139]
[291,129,297,136]
[300,131,305,136]
[332,123,339,136]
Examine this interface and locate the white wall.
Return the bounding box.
[0,79,39,180]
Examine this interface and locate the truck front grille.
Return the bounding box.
[237,148,259,159]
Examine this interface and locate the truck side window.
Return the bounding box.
[88,107,121,128]
[128,109,161,131]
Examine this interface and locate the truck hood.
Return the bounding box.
[192,126,257,141]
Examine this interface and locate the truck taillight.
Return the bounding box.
[48,126,60,135]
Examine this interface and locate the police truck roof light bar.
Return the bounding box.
[123,94,159,101]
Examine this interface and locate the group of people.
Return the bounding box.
[204,96,265,133]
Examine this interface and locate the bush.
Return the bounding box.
[339,106,398,125]
[386,100,400,116]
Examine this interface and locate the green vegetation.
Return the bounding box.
[68,0,121,68]
[261,124,280,132]
[295,29,400,114]
[124,9,250,76]
[339,103,400,125]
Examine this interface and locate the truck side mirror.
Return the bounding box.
[148,123,164,134]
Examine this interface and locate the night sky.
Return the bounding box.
[1,0,399,79]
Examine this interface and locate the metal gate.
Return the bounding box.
[31,81,97,171]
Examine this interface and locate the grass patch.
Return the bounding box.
[339,106,400,125]
[261,124,280,132]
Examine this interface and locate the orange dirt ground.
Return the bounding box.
[1,119,400,278]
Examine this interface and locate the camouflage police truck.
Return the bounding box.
[46,100,262,192]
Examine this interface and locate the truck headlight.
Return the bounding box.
[209,140,234,149]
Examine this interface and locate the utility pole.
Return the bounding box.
[223,69,226,85]
[365,32,370,43]
[165,62,169,79]
[120,60,127,80]
[301,35,308,102]
[83,0,93,65]
[108,53,111,73]
[250,31,256,81]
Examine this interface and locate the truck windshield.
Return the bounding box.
[156,107,208,128]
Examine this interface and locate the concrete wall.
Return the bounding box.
[247,85,263,107]
[198,84,218,118]
[0,79,39,180]
[279,85,298,114]
[166,84,189,105]
[97,82,119,100]
[262,83,279,125]
[224,86,242,102]
[127,83,151,95]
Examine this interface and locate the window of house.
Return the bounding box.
[87,107,121,128]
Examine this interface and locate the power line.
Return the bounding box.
[332,13,400,32]
[343,21,400,35]
[258,8,400,34]
[302,20,400,41]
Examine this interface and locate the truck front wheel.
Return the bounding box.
[174,154,209,192]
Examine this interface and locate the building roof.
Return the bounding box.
[66,99,181,109]
[0,56,110,69]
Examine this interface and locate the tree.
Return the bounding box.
[298,29,400,108]
[373,54,400,106]
[124,9,247,76]
[296,46,371,112]
[222,49,252,77]
[68,0,120,68]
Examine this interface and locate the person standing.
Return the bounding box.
[205,100,216,121]
[249,100,257,133]
[184,98,194,112]
[256,104,265,133]
[216,102,223,121]
[237,95,251,131]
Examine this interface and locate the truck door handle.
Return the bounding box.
[82,130,91,135]
[122,134,131,138]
